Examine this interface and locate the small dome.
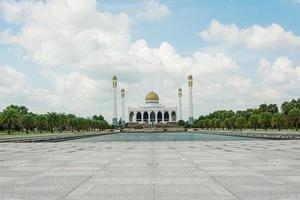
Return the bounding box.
[112,75,117,80]
[121,88,125,97]
[188,75,193,80]
[178,88,182,97]
[145,91,159,101]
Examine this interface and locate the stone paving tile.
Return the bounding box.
[1,140,300,199]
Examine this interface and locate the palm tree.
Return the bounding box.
[0,108,20,134]
[229,116,236,130]
[258,112,272,131]
[235,116,246,130]
[69,117,78,132]
[35,115,48,133]
[46,112,59,133]
[248,115,259,130]
[57,113,67,133]
[21,114,34,134]
[271,113,285,131]
[288,108,300,131]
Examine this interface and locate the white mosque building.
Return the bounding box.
[112,75,194,127]
[128,91,177,124]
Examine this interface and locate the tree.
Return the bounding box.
[178,120,186,127]
[229,116,236,130]
[271,113,285,131]
[46,112,59,133]
[203,119,211,129]
[220,120,226,130]
[35,115,48,133]
[214,119,221,129]
[69,118,78,132]
[92,115,105,121]
[0,108,20,134]
[6,105,28,115]
[235,116,246,130]
[21,114,34,134]
[248,115,259,131]
[267,104,279,114]
[223,118,230,130]
[288,108,300,131]
[57,113,67,133]
[258,112,272,131]
[259,104,268,113]
[281,99,300,116]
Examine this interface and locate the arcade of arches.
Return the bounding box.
[129,110,177,123]
[128,91,177,124]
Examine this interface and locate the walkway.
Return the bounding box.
[1,141,300,199]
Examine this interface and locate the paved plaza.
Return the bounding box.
[1,140,300,200]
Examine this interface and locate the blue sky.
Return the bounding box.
[100,0,300,51]
[0,0,300,121]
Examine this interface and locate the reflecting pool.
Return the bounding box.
[73,132,266,142]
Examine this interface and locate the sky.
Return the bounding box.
[0,0,300,122]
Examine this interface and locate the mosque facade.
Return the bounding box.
[128,91,177,123]
[112,75,194,127]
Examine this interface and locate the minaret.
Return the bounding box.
[178,88,182,121]
[121,88,125,126]
[188,75,193,125]
[112,75,117,126]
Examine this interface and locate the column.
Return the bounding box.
[162,111,165,123]
[112,76,118,126]
[134,112,136,122]
[141,111,144,122]
[188,75,194,125]
[155,111,158,123]
[178,88,182,121]
[121,89,125,126]
[148,111,150,123]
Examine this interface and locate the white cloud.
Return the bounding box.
[0,0,131,68]
[0,0,34,23]
[0,65,57,112]
[257,57,300,100]
[52,71,111,114]
[137,0,169,21]
[0,0,299,120]
[199,20,300,49]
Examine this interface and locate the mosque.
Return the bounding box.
[111,75,194,127]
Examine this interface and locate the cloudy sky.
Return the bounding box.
[0,0,300,122]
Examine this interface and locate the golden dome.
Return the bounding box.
[145,91,159,101]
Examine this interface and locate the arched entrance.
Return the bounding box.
[143,112,149,123]
[164,111,169,122]
[150,111,155,122]
[129,112,134,122]
[171,111,176,122]
[157,111,162,122]
[136,112,142,122]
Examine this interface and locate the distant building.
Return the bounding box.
[128,91,177,124]
[112,75,194,126]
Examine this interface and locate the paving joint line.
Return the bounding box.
[60,144,132,200]
[172,145,242,200]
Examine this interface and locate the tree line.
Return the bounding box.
[0,105,110,134]
[194,98,300,131]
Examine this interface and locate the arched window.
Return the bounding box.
[136,112,142,122]
[129,112,134,122]
[143,112,149,122]
[150,111,155,122]
[171,111,176,122]
[157,111,162,122]
[164,111,169,122]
